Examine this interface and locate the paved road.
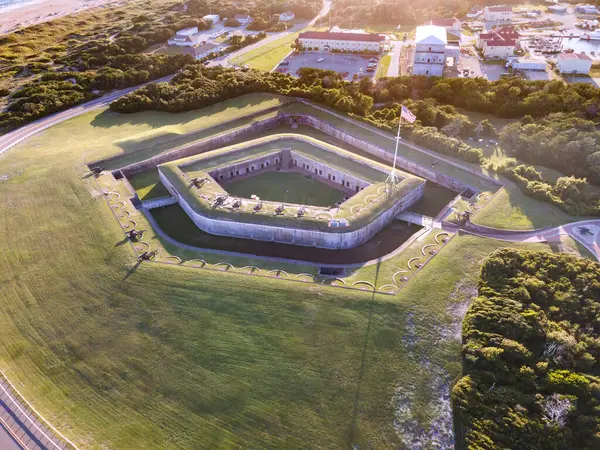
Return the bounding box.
[0,421,21,450]
[446,220,600,261]
[0,75,173,157]
[386,40,402,77]
[215,0,331,68]
[0,374,75,450]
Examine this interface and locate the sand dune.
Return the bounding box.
[0,0,125,35]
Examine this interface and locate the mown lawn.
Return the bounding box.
[230,32,300,71]
[0,94,590,449]
[224,171,346,207]
[375,54,391,80]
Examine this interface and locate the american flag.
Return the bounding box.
[400,105,416,124]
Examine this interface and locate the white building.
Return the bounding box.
[576,5,599,14]
[279,11,295,22]
[467,7,484,19]
[203,14,220,24]
[168,27,201,47]
[412,25,460,76]
[297,31,385,53]
[426,17,462,35]
[484,5,513,22]
[556,52,593,74]
[477,26,519,59]
[507,57,547,70]
[547,5,568,14]
[234,14,252,25]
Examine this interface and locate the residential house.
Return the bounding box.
[203,14,220,24]
[467,7,484,19]
[297,31,385,53]
[234,14,252,25]
[412,25,460,76]
[279,11,295,21]
[168,27,201,47]
[484,5,513,21]
[575,5,599,14]
[477,25,519,59]
[547,5,568,14]
[556,52,593,74]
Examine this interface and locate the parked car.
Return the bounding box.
[279,60,289,66]
[366,66,375,72]
[402,32,408,40]
[369,57,378,62]
[316,57,325,62]
[367,62,376,67]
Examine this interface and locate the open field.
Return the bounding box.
[230,31,301,71]
[224,171,346,207]
[0,90,594,448]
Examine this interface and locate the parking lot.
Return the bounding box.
[277,51,379,80]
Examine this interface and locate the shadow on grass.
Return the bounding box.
[349,258,381,445]
[122,259,142,282]
[89,94,276,130]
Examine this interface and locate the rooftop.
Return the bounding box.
[427,18,460,27]
[559,52,592,61]
[175,27,198,36]
[486,5,513,12]
[298,31,385,42]
[415,25,447,45]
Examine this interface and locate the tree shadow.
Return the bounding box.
[89,94,273,130]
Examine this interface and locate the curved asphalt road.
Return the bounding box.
[445,220,600,261]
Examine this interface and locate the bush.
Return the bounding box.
[454,249,600,449]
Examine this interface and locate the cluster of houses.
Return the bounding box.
[166,10,297,59]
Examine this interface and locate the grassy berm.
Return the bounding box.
[0,94,585,449]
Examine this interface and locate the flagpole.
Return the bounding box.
[387,104,403,188]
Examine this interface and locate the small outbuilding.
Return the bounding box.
[279,11,295,22]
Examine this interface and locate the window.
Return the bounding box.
[328,174,331,180]
[251,166,254,171]
[275,158,279,164]
[261,163,264,169]
[332,175,336,181]
[314,168,317,174]
[220,175,223,180]
[230,171,234,177]
[266,161,269,167]
[319,170,322,175]
[346,181,350,187]
[236,170,239,176]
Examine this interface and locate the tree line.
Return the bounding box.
[110,66,600,216]
[454,248,600,449]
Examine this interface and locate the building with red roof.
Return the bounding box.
[477,26,520,59]
[297,31,385,53]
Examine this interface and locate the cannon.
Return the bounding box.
[139,249,158,260]
[253,201,263,212]
[578,226,593,236]
[232,198,242,209]
[213,195,227,207]
[456,210,472,225]
[275,204,285,215]
[126,229,145,241]
[297,206,306,217]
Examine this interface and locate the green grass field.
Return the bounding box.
[224,171,346,207]
[230,32,300,71]
[0,93,593,449]
[375,54,391,80]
